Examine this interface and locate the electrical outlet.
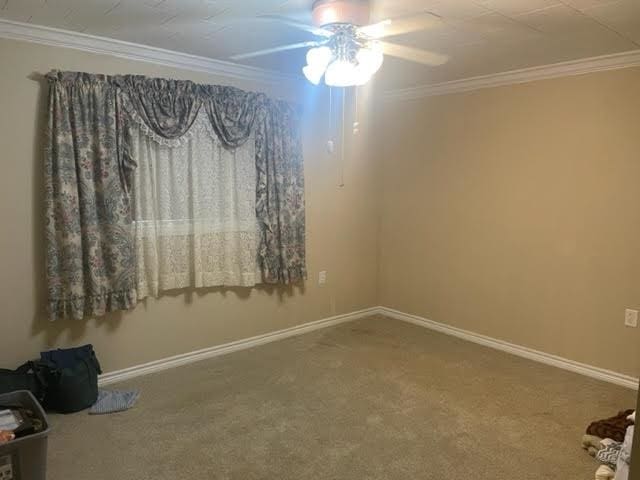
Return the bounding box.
[624,309,638,328]
[318,270,327,285]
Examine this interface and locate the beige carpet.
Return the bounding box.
[47,315,636,479]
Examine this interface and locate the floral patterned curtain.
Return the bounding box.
[113,75,202,140]
[256,101,306,284]
[44,71,306,320]
[202,85,264,148]
[45,72,137,320]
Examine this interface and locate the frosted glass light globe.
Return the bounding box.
[325,59,358,87]
[303,64,325,85]
[306,46,332,69]
[356,45,384,76]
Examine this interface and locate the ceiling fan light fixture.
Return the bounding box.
[352,67,372,86]
[302,64,325,85]
[306,46,332,69]
[325,59,358,87]
[233,6,449,86]
[356,44,384,76]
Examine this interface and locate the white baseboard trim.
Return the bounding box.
[100,305,638,391]
[378,306,639,391]
[99,307,378,386]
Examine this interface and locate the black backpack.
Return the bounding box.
[39,345,102,414]
[0,361,47,402]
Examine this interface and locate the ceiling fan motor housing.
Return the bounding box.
[312,0,371,27]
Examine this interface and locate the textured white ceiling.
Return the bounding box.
[1,0,639,90]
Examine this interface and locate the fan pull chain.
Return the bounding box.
[353,87,360,135]
[327,87,335,155]
[339,87,345,187]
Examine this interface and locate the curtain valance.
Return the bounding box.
[114,75,202,140]
[45,70,306,320]
[49,71,267,147]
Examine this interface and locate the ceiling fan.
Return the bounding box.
[229,0,450,87]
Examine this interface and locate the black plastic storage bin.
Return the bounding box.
[0,390,49,480]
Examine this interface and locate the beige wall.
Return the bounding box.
[0,38,379,372]
[1,36,638,381]
[376,68,640,378]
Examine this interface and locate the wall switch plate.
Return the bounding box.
[318,271,327,285]
[327,140,335,154]
[624,309,638,328]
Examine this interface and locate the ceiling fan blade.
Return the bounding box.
[359,11,444,39]
[379,41,449,66]
[258,14,334,38]
[229,41,324,61]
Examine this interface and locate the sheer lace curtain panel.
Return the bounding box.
[130,110,260,298]
[44,71,306,320]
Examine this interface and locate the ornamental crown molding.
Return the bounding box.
[2,18,639,98]
[0,18,301,88]
[383,49,640,101]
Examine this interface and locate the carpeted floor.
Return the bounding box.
[47,315,636,479]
